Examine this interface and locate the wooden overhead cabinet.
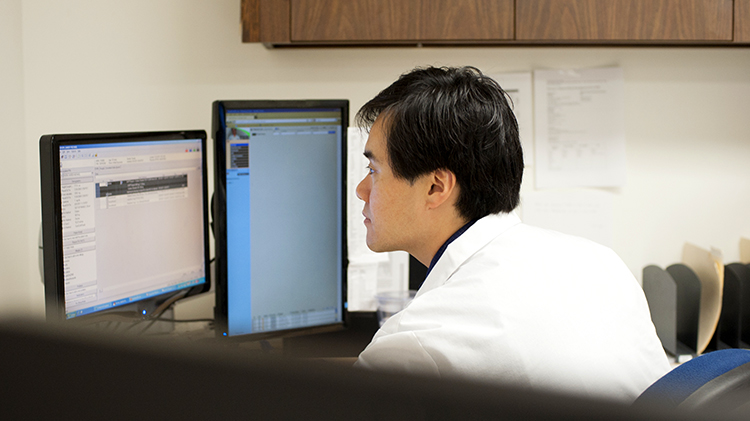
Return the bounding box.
[243,0,514,45]
[242,0,749,46]
[516,0,734,43]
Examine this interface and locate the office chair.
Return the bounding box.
[634,349,750,412]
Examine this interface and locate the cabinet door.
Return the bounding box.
[243,0,291,44]
[290,0,513,42]
[419,0,513,41]
[290,0,420,41]
[736,0,750,43]
[517,0,733,42]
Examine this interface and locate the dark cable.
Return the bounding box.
[137,290,191,334]
[149,318,213,323]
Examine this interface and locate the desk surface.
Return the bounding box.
[172,311,380,359]
[282,312,379,358]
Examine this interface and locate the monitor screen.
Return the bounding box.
[39,131,211,321]
[212,100,348,339]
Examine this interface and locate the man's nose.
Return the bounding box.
[355,176,368,202]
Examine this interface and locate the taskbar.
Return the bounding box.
[66,277,206,319]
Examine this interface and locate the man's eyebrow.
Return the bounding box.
[363,150,377,161]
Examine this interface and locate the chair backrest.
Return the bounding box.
[634,349,750,411]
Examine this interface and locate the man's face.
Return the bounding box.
[356,116,425,253]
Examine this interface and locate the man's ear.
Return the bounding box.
[426,168,458,209]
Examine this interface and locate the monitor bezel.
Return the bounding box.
[212,99,349,341]
[39,130,212,323]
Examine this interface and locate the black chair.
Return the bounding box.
[635,349,750,412]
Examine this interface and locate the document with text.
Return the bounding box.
[533,67,626,188]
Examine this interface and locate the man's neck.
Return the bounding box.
[411,216,470,267]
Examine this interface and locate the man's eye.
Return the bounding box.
[366,165,374,174]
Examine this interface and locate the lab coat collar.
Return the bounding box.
[425,219,478,279]
[416,211,521,297]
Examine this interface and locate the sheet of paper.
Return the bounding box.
[741,237,750,264]
[491,72,534,166]
[533,67,626,188]
[519,189,613,248]
[346,127,409,311]
[347,262,379,312]
[347,252,410,312]
[682,243,724,354]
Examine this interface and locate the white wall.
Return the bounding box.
[3,0,750,318]
[0,0,32,316]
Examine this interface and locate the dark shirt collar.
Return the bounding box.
[425,219,478,278]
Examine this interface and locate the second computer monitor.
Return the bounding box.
[212,100,348,339]
[39,131,211,322]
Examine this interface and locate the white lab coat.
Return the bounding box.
[355,212,671,403]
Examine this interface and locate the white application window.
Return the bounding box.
[59,140,205,318]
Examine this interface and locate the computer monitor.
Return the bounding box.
[39,131,211,322]
[212,100,348,339]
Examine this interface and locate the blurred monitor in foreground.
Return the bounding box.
[1,319,728,421]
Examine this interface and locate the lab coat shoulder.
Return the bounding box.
[434,220,671,397]
[354,321,441,375]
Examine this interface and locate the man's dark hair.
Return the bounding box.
[356,66,524,221]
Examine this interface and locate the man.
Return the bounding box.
[353,66,670,403]
[227,127,241,140]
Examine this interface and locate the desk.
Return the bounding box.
[172,311,379,359]
[282,312,379,358]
